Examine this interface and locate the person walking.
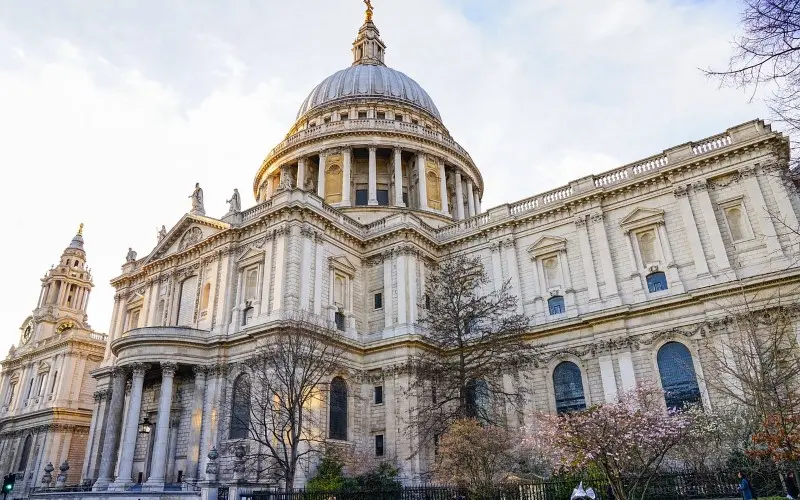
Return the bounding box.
[786,471,799,499]
[737,471,754,500]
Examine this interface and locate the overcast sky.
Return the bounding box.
[0,0,770,352]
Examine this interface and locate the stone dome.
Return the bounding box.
[296,64,442,122]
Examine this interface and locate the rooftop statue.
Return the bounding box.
[189,183,205,216]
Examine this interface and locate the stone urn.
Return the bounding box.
[55,461,69,488]
[41,462,54,487]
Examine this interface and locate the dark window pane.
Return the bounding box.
[402,192,408,205]
[377,190,389,205]
[355,189,368,206]
[375,434,384,456]
[548,296,565,315]
[335,311,345,331]
[657,342,701,409]
[374,293,382,310]
[230,374,251,439]
[647,272,668,293]
[329,377,348,440]
[553,361,586,414]
[374,386,383,405]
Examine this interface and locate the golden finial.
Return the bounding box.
[77,223,84,236]
[364,0,373,22]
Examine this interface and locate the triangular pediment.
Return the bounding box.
[236,246,265,263]
[527,236,567,258]
[329,255,357,275]
[619,207,665,231]
[144,214,231,264]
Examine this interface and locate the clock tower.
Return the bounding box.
[0,225,107,496]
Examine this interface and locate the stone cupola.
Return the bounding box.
[352,2,386,66]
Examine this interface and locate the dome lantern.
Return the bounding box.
[352,0,386,67]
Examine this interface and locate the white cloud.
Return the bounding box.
[0,0,770,352]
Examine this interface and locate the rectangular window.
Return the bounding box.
[432,386,437,405]
[374,292,383,310]
[26,378,34,399]
[376,112,386,120]
[402,192,409,205]
[374,386,384,405]
[434,434,440,455]
[340,110,349,120]
[395,114,403,122]
[50,372,58,393]
[355,189,369,206]
[335,311,345,331]
[375,434,384,457]
[376,189,389,206]
[358,111,368,119]
[7,383,16,406]
[37,374,46,396]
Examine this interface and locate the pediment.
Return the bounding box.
[236,246,265,264]
[619,207,665,231]
[329,255,357,275]
[527,236,567,259]
[144,214,231,264]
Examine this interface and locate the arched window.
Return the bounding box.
[548,296,565,315]
[638,231,658,265]
[244,269,258,301]
[17,434,32,471]
[230,374,251,439]
[657,342,701,409]
[646,272,668,293]
[329,377,348,440]
[553,361,586,414]
[465,379,490,421]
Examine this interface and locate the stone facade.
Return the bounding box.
[0,227,107,498]
[78,9,800,497]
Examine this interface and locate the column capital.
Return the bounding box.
[739,165,757,179]
[368,145,377,153]
[192,365,209,377]
[589,211,605,224]
[574,216,588,228]
[160,362,178,377]
[129,363,148,377]
[673,185,690,198]
[691,179,709,192]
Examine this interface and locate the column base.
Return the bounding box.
[92,478,112,491]
[143,479,166,491]
[394,201,406,208]
[108,480,134,491]
[368,199,379,206]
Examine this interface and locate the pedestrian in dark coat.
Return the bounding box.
[786,471,799,499]
[737,471,754,500]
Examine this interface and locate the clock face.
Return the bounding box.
[21,323,32,344]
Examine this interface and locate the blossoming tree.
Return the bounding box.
[528,386,695,500]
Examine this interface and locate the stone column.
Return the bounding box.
[109,363,147,491]
[740,166,784,257]
[185,366,207,483]
[296,158,306,190]
[342,147,352,206]
[692,180,733,271]
[475,195,481,215]
[416,153,428,210]
[763,164,800,244]
[393,147,404,207]
[502,239,524,314]
[81,389,104,481]
[598,356,617,403]
[93,369,127,490]
[144,362,178,490]
[624,232,644,293]
[272,227,288,312]
[316,151,326,199]
[298,228,314,311]
[438,161,449,215]
[407,253,418,324]
[657,222,685,293]
[617,352,637,393]
[673,186,711,278]
[490,243,503,293]
[259,233,274,318]
[454,171,465,220]
[396,250,407,325]
[198,367,220,477]
[466,179,476,217]
[166,419,179,483]
[368,146,378,205]
[575,216,600,302]
[383,254,394,333]
[590,212,620,298]
[313,234,325,315]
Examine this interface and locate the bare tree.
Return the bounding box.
[702,291,800,465]
[410,253,536,446]
[708,0,800,164]
[227,314,346,488]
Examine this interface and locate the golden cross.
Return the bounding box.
[78,222,84,236]
[364,0,373,21]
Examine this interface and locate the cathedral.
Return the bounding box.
[7,4,800,499]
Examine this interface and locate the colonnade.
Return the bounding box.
[92,362,213,492]
[267,146,481,220]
